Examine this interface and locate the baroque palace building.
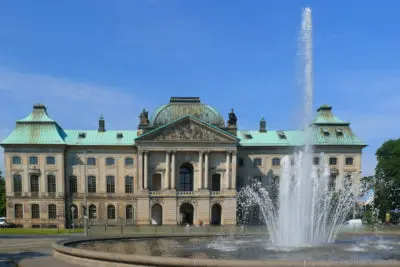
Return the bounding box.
[1,97,366,228]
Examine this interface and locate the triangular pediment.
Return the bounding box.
[136,116,238,142]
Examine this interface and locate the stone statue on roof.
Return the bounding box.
[139,108,150,127]
[227,108,237,127]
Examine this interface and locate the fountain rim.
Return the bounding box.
[53,233,400,267]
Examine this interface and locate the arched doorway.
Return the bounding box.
[179,163,193,191]
[179,203,194,225]
[211,173,221,191]
[211,204,222,225]
[151,173,162,191]
[89,204,97,220]
[151,204,163,225]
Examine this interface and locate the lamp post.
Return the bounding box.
[83,149,88,237]
[71,206,75,232]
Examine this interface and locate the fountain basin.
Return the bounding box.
[53,233,400,267]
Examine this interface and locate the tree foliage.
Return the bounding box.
[0,171,5,217]
[374,138,400,220]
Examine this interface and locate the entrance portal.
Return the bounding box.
[211,204,222,225]
[151,204,163,225]
[179,203,194,225]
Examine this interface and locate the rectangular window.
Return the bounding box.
[253,158,262,167]
[329,157,337,165]
[87,157,96,165]
[29,156,38,165]
[106,176,115,193]
[31,204,40,219]
[47,175,56,193]
[12,156,21,165]
[48,204,57,219]
[14,204,23,219]
[313,157,320,165]
[272,158,280,166]
[345,157,354,165]
[46,156,55,165]
[106,157,115,166]
[69,176,77,193]
[126,205,133,220]
[30,175,39,193]
[125,176,133,193]
[125,157,134,166]
[13,175,22,194]
[88,176,96,193]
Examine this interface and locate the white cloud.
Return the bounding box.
[0,67,150,172]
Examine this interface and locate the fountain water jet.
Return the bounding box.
[237,7,357,248]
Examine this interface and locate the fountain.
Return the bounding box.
[237,7,357,248]
[52,7,400,267]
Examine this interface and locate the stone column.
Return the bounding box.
[231,152,237,189]
[138,152,143,190]
[198,152,203,190]
[165,151,170,189]
[171,152,176,189]
[144,151,148,189]
[204,152,209,189]
[226,152,231,189]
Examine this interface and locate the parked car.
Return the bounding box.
[343,219,363,225]
[0,217,17,228]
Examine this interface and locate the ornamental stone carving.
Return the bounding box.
[153,120,226,141]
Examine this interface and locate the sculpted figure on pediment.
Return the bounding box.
[153,120,225,141]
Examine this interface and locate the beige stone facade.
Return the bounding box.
[1,98,366,228]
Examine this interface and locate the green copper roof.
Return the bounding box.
[1,102,366,148]
[1,104,67,145]
[64,130,137,146]
[151,97,225,128]
[237,126,366,147]
[312,105,349,125]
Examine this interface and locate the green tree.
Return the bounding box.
[374,138,400,220]
[0,171,5,217]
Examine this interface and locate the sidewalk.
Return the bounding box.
[18,256,78,267]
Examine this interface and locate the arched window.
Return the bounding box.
[126,205,133,220]
[70,204,78,219]
[48,204,57,219]
[89,205,97,219]
[107,205,116,219]
[179,163,193,191]
[31,204,40,219]
[272,158,280,166]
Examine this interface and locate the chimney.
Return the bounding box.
[98,115,105,132]
[259,116,266,132]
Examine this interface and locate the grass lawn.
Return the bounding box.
[0,228,83,235]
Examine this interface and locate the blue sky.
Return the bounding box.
[0,0,399,176]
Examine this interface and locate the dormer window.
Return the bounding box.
[322,128,330,137]
[244,133,253,139]
[335,128,343,136]
[277,131,287,139]
[78,132,86,138]
[116,133,123,139]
